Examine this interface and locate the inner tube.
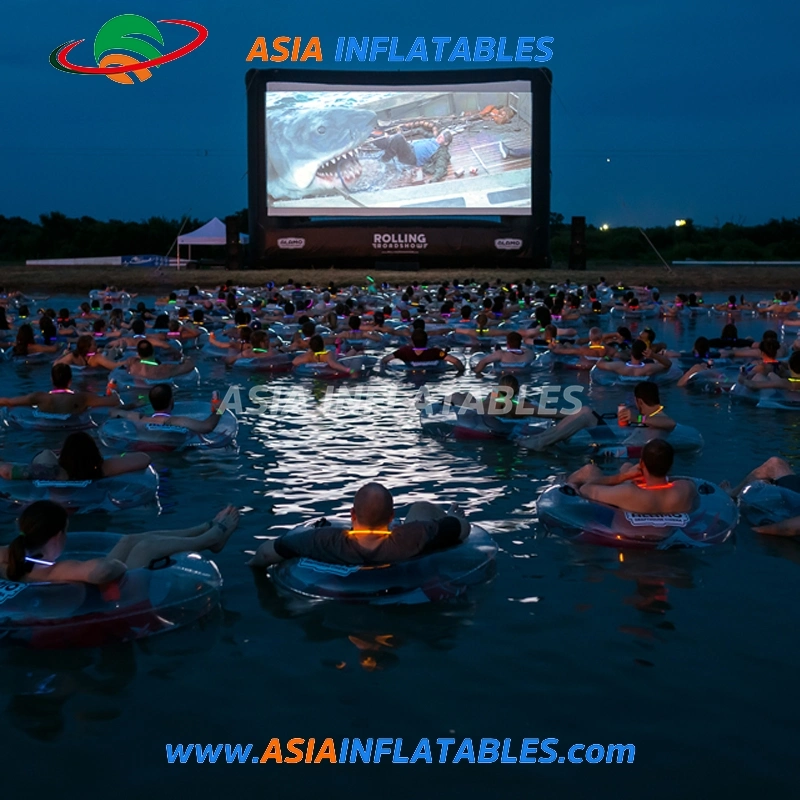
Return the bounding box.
[230,353,295,373]
[590,364,683,386]
[420,402,536,441]
[384,358,451,375]
[270,519,497,604]
[537,478,737,549]
[468,351,539,375]
[293,354,377,379]
[738,481,800,527]
[684,367,739,393]
[2,407,98,432]
[0,532,221,648]
[99,402,237,452]
[107,365,201,390]
[677,351,729,368]
[730,383,800,410]
[556,422,704,456]
[0,465,160,514]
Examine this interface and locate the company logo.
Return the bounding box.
[277,237,306,250]
[50,14,207,84]
[494,238,523,250]
[372,233,428,251]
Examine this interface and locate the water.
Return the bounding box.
[1,293,798,798]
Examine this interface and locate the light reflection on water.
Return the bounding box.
[1,293,799,796]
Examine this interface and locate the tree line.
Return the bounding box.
[1,210,798,265]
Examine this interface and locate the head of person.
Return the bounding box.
[251,330,268,350]
[373,311,385,327]
[634,381,660,411]
[412,318,426,331]
[460,305,472,321]
[629,339,648,362]
[617,326,633,344]
[506,331,522,349]
[589,326,602,344]
[351,482,394,532]
[436,130,453,147]
[544,324,558,340]
[411,329,429,348]
[154,314,169,330]
[348,315,362,331]
[58,431,104,481]
[789,351,800,376]
[5,500,70,582]
[721,323,738,340]
[760,338,780,360]
[308,334,325,353]
[131,318,146,335]
[534,306,552,328]
[137,340,155,360]
[497,373,520,399]
[192,309,205,323]
[640,439,674,480]
[149,383,174,413]
[92,318,106,334]
[47,363,72,391]
[639,328,655,345]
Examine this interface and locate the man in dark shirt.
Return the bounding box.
[247,482,469,567]
[381,329,464,371]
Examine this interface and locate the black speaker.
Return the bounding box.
[568,216,586,271]
[225,216,240,271]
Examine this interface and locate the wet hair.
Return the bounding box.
[760,338,779,359]
[498,374,520,394]
[149,383,173,411]
[789,351,800,374]
[640,328,655,344]
[348,315,362,331]
[411,318,426,331]
[762,330,778,342]
[720,323,738,340]
[39,315,57,342]
[234,310,249,326]
[634,381,660,406]
[301,321,316,337]
[153,314,170,330]
[353,482,394,529]
[506,331,522,348]
[137,340,155,359]
[192,309,205,323]
[251,330,268,349]
[693,337,710,358]
[76,332,95,355]
[411,329,428,348]
[131,318,146,335]
[631,340,648,360]
[373,312,385,326]
[617,326,633,344]
[641,439,674,478]
[92,318,106,334]
[5,500,69,582]
[308,334,325,352]
[460,305,472,320]
[58,432,104,481]
[534,306,552,327]
[51,363,72,389]
[13,323,34,355]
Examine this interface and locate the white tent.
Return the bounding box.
[176,217,249,269]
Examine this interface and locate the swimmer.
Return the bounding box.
[109,383,224,434]
[566,439,697,514]
[548,327,613,367]
[248,482,468,567]
[10,323,61,357]
[293,334,358,376]
[0,363,122,414]
[380,329,465,371]
[472,332,535,374]
[0,430,150,482]
[594,339,673,378]
[56,334,127,371]
[0,500,238,584]
[127,340,196,380]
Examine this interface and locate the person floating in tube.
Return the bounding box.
[371,129,452,182]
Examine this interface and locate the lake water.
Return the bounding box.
[1,291,798,799]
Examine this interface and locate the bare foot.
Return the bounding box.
[210,505,239,552]
[753,521,800,538]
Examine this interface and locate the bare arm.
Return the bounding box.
[101,453,151,478]
[0,392,43,408]
[247,538,284,567]
[84,392,123,408]
[445,354,465,371]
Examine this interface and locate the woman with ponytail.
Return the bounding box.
[0,500,239,585]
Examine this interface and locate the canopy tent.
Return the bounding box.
[176,217,249,269]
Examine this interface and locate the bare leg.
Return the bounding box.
[517,406,600,451]
[723,457,794,498]
[753,516,800,537]
[567,462,605,486]
[123,529,225,569]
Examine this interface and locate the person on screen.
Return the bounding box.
[372,130,452,182]
[498,141,532,159]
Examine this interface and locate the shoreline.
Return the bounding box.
[2,264,798,294]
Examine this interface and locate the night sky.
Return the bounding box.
[3,0,797,227]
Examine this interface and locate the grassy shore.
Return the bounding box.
[2,263,799,294]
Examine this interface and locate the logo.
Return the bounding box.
[277,237,306,249]
[50,14,207,84]
[372,233,428,251]
[494,238,523,250]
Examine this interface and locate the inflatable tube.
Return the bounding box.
[590,363,683,386]
[293,355,377,379]
[0,533,221,648]
[555,421,704,456]
[738,481,800,527]
[537,478,737,549]
[230,353,295,373]
[730,383,800,409]
[270,519,497,604]
[99,403,237,452]
[177,329,209,350]
[0,466,160,514]
[420,402,538,441]
[2,407,97,432]
[107,365,201,390]
[468,351,539,375]
[610,307,657,320]
[684,366,739,393]
[384,358,452,375]
[677,352,730,368]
